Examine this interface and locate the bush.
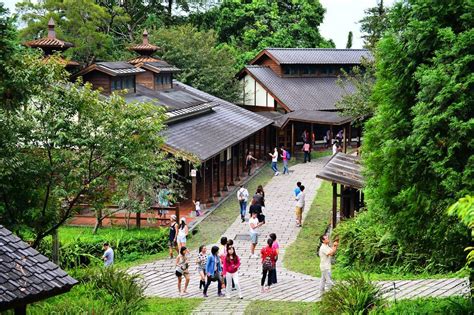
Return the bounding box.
[319,272,386,314]
[376,297,473,315]
[30,267,147,314]
[38,227,168,268]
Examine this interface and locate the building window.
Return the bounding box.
[111,76,135,92]
[155,74,171,87]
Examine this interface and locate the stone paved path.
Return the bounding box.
[129,158,470,313]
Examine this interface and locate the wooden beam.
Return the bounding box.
[216,154,221,196]
[340,184,345,219]
[291,122,295,157]
[208,157,214,203]
[230,145,234,186]
[223,149,228,191]
[264,126,268,160]
[253,133,257,159]
[236,142,241,181]
[350,188,355,217]
[201,162,206,203]
[259,129,263,159]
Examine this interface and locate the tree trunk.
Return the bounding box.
[168,0,173,17]
[93,208,103,234]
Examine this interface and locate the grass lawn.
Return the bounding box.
[283,180,469,281]
[143,297,203,314]
[245,301,320,315]
[187,163,273,250]
[283,181,332,277]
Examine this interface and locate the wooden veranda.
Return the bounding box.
[316,152,364,228]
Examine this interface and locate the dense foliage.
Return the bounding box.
[449,195,474,266]
[319,273,385,314]
[375,297,473,315]
[190,0,334,68]
[336,0,473,274]
[38,227,168,268]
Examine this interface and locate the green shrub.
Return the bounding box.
[376,297,473,315]
[320,272,386,314]
[38,227,168,268]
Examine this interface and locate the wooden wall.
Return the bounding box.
[83,72,111,94]
[258,55,283,76]
[136,71,155,90]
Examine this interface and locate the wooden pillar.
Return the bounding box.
[332,183,337,228]
[14,305,27,315]
[330,125,334,143]
[246,136,250,156]
[291,122,295,157]
[264,126,268,160]
[191,169,197,201]
[259,129,263,159]
[223,149,228,191]
[216,155,221,196]
[208,157,214,203]
[310,123,314,145]
[348,123,352,149]
[343,126,347,153]
[350,188,355,218]
[201,162,206,203]
[230,146,234,186]
[136,211,141,228]
[340,184,345,219]
[253,133,257,159]
[236,143,241,181]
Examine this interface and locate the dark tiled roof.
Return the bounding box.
[0,226,77,311]
[24,37,73,50]
[316,153,364,189]
[274,110,353,128]
[162,82,273,162]
[77,62,146,77]
[128,56,161,65]
[246,66,355,111]
[125,84,209,111]
[142,61,180,73]
[264,48,372,65]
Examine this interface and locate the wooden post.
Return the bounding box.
[343,127,347,153]
[264,126,268,160]
[14,305,27,315]
[136,211,141,229]
[191,171,197,202]
[330,125,333,143]
[291,122,295,157]
[350,188,355,218]
[348,123,352,149]
[208,157,214,203]
[259,129,263,159]
[310,123,314,145]
[253,133,257,159]
[216,155,221,196]
[236,143,241,181]
[201,162,206,203]
[223,149,228,191]
[176,202,180,223]
[332,183,337,228]
[247,136,250,156]
[230,146,234,186]
[340,184,345,219]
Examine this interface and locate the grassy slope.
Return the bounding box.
[143,297,203,314]
[245,301,321,315]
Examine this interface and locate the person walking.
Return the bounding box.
[303,142,311,163]
[268,148,279,176]
[246,151,257,176]
[203,245,224,297]
[249,212,263,258]
[237,185,249,222]
[294,182,302,197]
[260,238,277,293]
[295,185,306,227]
[269,233,279,285]
[196,245,208,291]
[319,235,338,295]
[280,146,289,175]
[222,244,243,299]
[251,188,265,224]
[175,246,190,295]
[332,140,339,155]
[193,199,202,217]
[102,242,114,267]
[168,215,179,258]
[177,217,188,250]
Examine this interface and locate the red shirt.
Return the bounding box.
[222,255,241,275]
[260,246,277,267]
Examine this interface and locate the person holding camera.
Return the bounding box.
[319,235,338,295]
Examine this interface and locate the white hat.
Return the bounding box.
[180,217,186,222]
[170,214,177,221]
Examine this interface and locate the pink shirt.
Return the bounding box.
[303,143,310,152]
[272,241,280,251]
[222,256,241,275]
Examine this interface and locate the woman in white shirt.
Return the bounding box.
[177,217,188,250]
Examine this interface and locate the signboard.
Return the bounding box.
[191,169,197,177]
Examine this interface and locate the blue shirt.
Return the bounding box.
[103,247,114,267]
[294,187,301,197]
[205,254,222,275]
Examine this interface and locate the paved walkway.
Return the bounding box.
[129,158,470,313]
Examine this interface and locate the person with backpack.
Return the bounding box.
[260,238,278,293]
[203,245,224,297]
[280,146,290,175]
[222,244,243,299]
[237,185,249,222]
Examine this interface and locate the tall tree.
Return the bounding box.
[191,0,334,68]
[346,31,353,48]
[150,24,240,101]
[358,0,473,272]
[359,0,390,50]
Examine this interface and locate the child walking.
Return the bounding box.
[193,199,202,217]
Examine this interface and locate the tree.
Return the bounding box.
[448,196,474,267]
[360,0,473,272]
[190,0,334,68]
[0,50,176,246]
[16,0,129,64]
[359,0,390,50]
[150,24,240,101]
[346,31,353,49]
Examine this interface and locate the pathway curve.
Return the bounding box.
[129,158,470,313]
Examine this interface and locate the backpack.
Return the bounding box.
[262,256,273,271]
[286,151,291,160]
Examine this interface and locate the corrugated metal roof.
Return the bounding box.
[0,225,77,311]
[245,66,355,111]
[316,153,364,189]
[265,48,372,65]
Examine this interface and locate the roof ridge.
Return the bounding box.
[265,47,370,51]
